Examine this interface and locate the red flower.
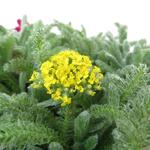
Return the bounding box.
[15,26,21,32]
[17,19,22,26]
[15,19,22,32]
[14,18,32,32]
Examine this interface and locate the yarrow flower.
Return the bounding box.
[30,50,103,106]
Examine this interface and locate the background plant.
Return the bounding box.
[0,16,150,149]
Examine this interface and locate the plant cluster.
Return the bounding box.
[0,16,150,150]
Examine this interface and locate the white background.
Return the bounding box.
[0,0,150,41]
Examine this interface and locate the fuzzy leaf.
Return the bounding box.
[84,134,98,150]
[48,142,63,150]
[74,111,91,142]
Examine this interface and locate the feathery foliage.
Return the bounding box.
[0,17,150,149]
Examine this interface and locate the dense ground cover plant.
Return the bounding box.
[0,16,150,149]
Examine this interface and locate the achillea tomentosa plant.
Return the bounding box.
[0,16,150,150]
[30,50,103,106]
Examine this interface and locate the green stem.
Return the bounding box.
[19,72,27,92]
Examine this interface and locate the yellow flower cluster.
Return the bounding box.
[30,50,103,106]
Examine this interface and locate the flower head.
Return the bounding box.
[30,50,103,106]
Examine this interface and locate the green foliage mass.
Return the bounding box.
[0,16,150,149]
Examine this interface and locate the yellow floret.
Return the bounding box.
[61,95,72,106]
[51,88,62,100]
[29,71,39,81]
